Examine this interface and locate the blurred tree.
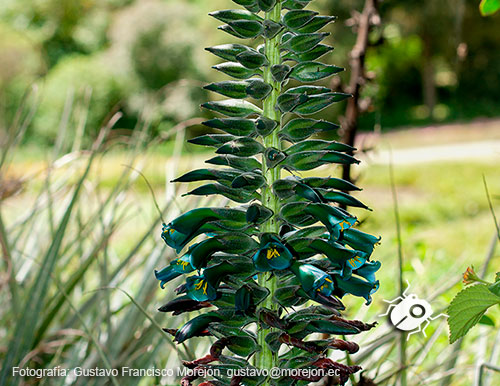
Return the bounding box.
[1,0,499,144]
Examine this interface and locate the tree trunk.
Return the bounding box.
[339,0,379,193]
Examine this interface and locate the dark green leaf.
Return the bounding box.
[293,93,351,115]
[217,137,265,156]
[302,176,361,191]
[282,44,333,62]
[283,0,311,10]
[188,134,235,147]
[206,154,262,172]
[286,85,332,95]
[203,118,256,136]
[273,285,308,307]
[175,313,223,343]
[271,64,291,82]
[255,116,278,136]
[246,204,273,224]
[206,44,252,61]
[173,168,240,184]
[233,0,260,12]
[213,62,262,79]
[202,99,262,117]
[281,33,329,54]
[235,286,253,314]
[236,50,268,69]
[306,319,360,335]
[209,323,257,340]
[322,191,369,210]
[258,0,276,12]
[246,79,273,99]
[295,16,336,33]
[210,9,263,23]
[265,331,283,353]
[263,19,283,39]
[286,139,355,154]
[282,150,359,171]
[276,92,308,113]
[264,147,287,168]
[232,172,266,190]
[289,61,343,82]
[220,20,264,39]
[282,226,326,241]
[205,79,271,100]
[283,10,318,30]
[280,118,339,142]
[184,183,258,203]
[278,90,350,114]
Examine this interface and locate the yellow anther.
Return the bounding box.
[339,220,350,231]
[348,256,362,267]
[177,260,190,270]
[194,280,204,291]
[266,247,280,260]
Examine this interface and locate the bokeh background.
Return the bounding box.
[1,0,500,385]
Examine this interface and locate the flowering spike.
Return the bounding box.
[154,1,381,384]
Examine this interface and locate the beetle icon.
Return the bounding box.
[379,281,447,340]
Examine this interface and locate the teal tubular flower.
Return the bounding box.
[154,254,195,289]
[161,207,246,253]
[298,203,356,240]
[185,275,218,302]
[341,228,380,257]
[355,260,381,284]
[252,234,294,271]
[332,273,380,305]
[174,313,223,344]
[291,261,334,297]
[344,254,367,271]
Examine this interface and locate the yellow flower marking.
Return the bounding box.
[348,256,362,267]
[339,220,350,231]
[194,280,208,295]
[318,277,333,292]
[194,279,208,295]
[266,247,281,260]
[169,228,175,234]
[177,260,190,270]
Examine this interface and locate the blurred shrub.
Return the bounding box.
[0,23,44,126]
[31,54,129,144]
[109,0,206,131]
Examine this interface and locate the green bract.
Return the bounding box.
[155,1,381,385]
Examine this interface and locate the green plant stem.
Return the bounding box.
[389,156,407,386]
[256,1,282,380]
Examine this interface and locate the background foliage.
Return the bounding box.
[1,0,499,145]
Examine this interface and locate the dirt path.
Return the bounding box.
[356,118,500,165]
